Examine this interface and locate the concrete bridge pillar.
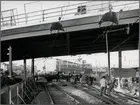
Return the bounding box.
[119,50,122,69]
[31,58,34,77]
[117,49,122,89]
[24,58,27,81]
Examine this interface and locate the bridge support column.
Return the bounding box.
[117,49,122,89]
[107,52,111,80]
[24,58,27,81]
[67,33,70,55]
[23,58,27,95]
[119,50,122,69]
[31,58,34,77]
[8,46,12,77]
[105,33,110,80]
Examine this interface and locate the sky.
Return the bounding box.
[1,1,139,71]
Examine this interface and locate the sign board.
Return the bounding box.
[111,68,136,77]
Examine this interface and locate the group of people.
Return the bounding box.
[56,71,82,83]
[56,72,96,85]
[100,76,116,96]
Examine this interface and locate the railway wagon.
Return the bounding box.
[43,58,84,74]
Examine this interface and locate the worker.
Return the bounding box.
[100,76,107,96]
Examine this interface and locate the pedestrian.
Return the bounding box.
[57,71,60,82]
[74,74,79,84]
[90,73,94,85]
[100,76,107,96]
[133,80,138,97]
[108,78,116,95]
[68,73,71,82]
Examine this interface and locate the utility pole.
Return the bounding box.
[105,32,111,80]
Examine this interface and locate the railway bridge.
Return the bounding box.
[1,1,139,104]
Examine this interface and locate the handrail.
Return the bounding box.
[0,1,119,19]
[2,8,17,12]
[1,1,138,20]
[1,1,139,28]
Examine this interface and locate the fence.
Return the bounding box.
[0,77,39,104]
[1,1,139,29]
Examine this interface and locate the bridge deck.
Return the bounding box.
[1,9,139,62]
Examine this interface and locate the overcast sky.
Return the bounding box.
[1,1,139,71]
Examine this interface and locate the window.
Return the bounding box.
[75,5,86,15]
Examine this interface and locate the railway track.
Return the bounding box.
[42,83,81,104]
[90,85,139,104]
[32,82,54,104]
[33,80,139,105]
[74,84,122,105]
[114,91,139,104]
[59,81,120,104]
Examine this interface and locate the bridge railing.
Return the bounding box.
[1,1,139,29]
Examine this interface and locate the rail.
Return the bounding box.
[81,86,117,104]
[90,85,139,104]
[1,1,139,29]
[115,91,139,103]
[54,84,81,105]
[44,84,55,104]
